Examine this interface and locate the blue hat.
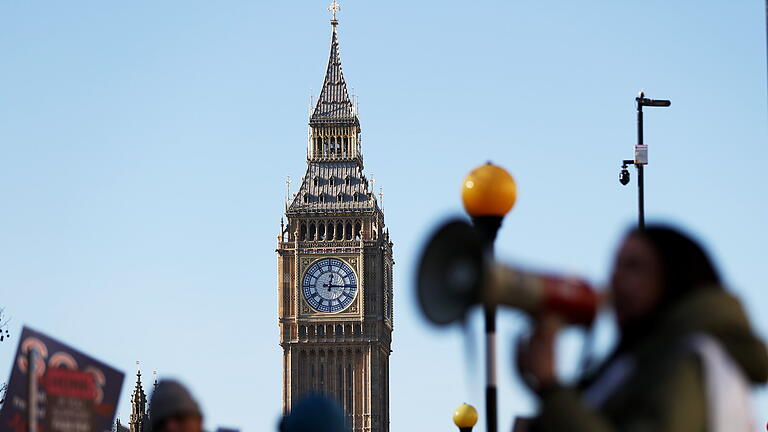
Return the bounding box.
[279,394,348,432]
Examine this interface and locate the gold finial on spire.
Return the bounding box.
[328,0,341,24]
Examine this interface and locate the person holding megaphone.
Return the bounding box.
[515,226,768,431]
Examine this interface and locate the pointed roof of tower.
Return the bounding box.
[310,19,358,125]
[131,369,147,411]
[287,161,380,214]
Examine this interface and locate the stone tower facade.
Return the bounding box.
[276,10,394,432]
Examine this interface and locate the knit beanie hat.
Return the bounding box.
[279,393,348,432]
[150,380,202,429]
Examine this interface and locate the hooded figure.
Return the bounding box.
[517,225,768,431]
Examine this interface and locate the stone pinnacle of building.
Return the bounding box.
[310,4,358,126]
[130,367,148,432]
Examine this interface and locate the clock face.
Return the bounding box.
[302,258,358,313]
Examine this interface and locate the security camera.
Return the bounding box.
[619,168,630,186]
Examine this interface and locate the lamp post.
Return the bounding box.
[461,162,517,432]
[619,91,670,230]
[453,403,479,432]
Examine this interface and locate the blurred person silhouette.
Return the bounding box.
[279,393,348,432]
[516,225,768,431]
[150,380,204,432]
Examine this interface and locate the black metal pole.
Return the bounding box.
[624,93,668,228]
[636,98,645,230]
[471,216,502,432]
[484,306,497,432]
[637,165,645,230]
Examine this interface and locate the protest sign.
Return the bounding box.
[0,327,124,432]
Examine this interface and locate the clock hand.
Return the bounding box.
[323,275,336,291]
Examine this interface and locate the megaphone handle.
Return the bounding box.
[485,304,498,432]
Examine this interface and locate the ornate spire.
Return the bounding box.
[310,2,357,126]
[129,365,148,432]
[306,3,363,165]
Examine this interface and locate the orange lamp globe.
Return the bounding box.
[453,403,478,428]
[461,162,517,217]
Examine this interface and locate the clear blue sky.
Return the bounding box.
[1,1,766,431]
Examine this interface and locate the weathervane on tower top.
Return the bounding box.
[328,0,341,24]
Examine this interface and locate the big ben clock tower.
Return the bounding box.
[276,4,393,432]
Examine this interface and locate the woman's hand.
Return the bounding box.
[516,313,561,393]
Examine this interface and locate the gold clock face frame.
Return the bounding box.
[301,257,358,314]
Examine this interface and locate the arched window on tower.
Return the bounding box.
[345,222,353,240]
[323,137,329,156]
[309,223,316,241]
[303,193,309,203]
[329,176,336,186]
[337,193,344,202]
[300,223,307,241]
[313,177,319,187]
[336,222,343,240]
[354,222,361,240]
[345,175,351,186]
[343,137,349,157]
[327,223,334,241]
[353,192,359,202]
[318,223,325,241]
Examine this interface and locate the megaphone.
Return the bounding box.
[417,219,600,326]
